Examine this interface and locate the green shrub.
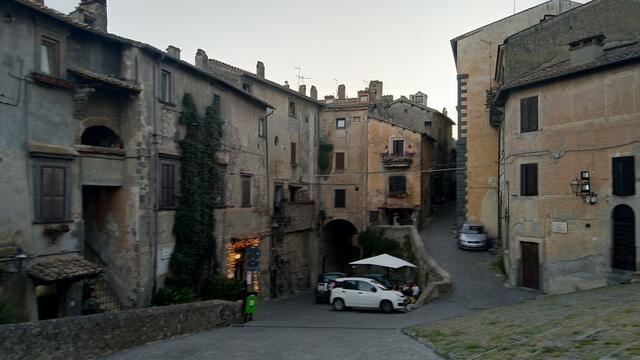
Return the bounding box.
[359,230,401,258]
[152,287,197,306]
[0,301,13,324]
[318,142,333,173]
[204,274,245,301]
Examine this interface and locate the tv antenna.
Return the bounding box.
[294,66,311,86]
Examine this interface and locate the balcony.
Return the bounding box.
[381,152,415,168]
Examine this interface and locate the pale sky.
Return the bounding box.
[46,0,586,136]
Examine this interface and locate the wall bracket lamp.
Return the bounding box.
[570,171,598,205]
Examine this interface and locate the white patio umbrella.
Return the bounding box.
[349,253,417,269]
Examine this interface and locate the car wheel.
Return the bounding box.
[380,300,393,313]
[333,298,345,311]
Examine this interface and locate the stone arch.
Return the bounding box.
[75,117,121,145]
[323,219,359,273]
[612,204,636,272]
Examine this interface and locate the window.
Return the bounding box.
[353,116,361,122]
[259,117,266,138]
[520,96,538,133]
[520,163,538,196]
[359,95,369,103]
[241,176,252,207]
[415,95,424,103]
[369,211,380,223]
[336,118,346,129]
[288,101,297,118]
[160,163,177,208]
[334,189,346,208]
[161,70,172,102]
[40,166,66,221]
[290,142,297,165]
[392,139,404,155]
[242,82,252,93]
[335,152,345,171]
[389,176,406,194]
[40,37,60,77]
[357,281,375,292]
[215,166,226,206]
[289,186,301,203]
[613,156,636,196]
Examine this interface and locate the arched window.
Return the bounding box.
[81,126,122,148]
[612,205,636,272]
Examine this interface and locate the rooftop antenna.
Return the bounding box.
[294,66,311,87]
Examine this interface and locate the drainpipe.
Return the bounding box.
[150,56,164,300]
[264,107,275,297]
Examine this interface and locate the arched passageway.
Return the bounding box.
[323,219,359,273]
[612,205,636,272]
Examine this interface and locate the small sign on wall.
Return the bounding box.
[161,246,173,260]
[552,221,568,234]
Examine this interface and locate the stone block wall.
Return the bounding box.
[0,300,242,360]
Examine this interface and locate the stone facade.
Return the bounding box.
[494,0,640,294]
[450,0,581,238]
[0,0,271,321]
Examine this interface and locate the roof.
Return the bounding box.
[11,0,273,109]
[207,59,325,106]
[69,67,141,93]
[450,0,584,62]
[495,41,640,105]
[28,256,103,282]
[387,97,456,125]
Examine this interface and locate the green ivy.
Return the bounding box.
[167,94,223,297]
[0,301,13,324]
[358,230,401,258]
[318,142,333,173]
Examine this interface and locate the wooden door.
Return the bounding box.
[612,205,636,271]
[521,242,540,290]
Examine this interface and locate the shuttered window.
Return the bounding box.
[291,142,297,164]
[520,96,538,133]
[334,189,346,208]
[40,166,66,221]
[613,156,635,196]
[241,176,252,207]
[389,176,407,194]
[520,163,538,196]
[335,152,345,171]
[160,163,176,208]
[392,140,405,155]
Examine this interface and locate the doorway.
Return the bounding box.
[612,205,636,272]
[521,241,540,290]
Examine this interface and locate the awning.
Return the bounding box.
[28,256,103,282]
[350,254,417,269]
[69,67,142,94]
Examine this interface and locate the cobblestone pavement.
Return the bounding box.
[409,282,640,359]
[102,205,534,360]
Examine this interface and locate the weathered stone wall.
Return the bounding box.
[0,300,242,360]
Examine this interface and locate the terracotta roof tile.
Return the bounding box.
[69,67,141,93]
[29,256,103,282]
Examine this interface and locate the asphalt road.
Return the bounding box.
[103,205,535,360]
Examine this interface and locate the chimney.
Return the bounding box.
[324,95,335,104]
[70,0,107,32]
[443,107,448,116]
[310,86,318,100]
[195,49,209,70]
[299,85,306,96]
[368,80,383,101]
[256,61,265,78]
[337,84,346,100]
[284,81,290,89]
[166,46,181,60]
[569,34,606,66]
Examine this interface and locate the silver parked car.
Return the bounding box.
[457,222,488,250]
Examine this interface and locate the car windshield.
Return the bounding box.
[369,279,388,290]
[463,226,484,234]
[319,274,343,283]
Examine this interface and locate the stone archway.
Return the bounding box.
[323,219,359,273]
[612,205,636,272]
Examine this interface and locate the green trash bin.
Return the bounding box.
[244,294,257,314]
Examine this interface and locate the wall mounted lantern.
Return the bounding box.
[570,171,598,205]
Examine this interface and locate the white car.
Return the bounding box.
[329,277,407,313]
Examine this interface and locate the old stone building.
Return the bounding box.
[450,0,582,239]
[494,0,640,294]
[0,0,272,321]
[318,82,438,272]
[183,51,326,297]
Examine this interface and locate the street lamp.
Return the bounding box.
[570,171,597,205]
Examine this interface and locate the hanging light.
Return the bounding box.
[570,171,597,205]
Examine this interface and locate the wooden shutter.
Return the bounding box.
[520,96,538,133]
[390,176,407,193]
[161,163,176,208]
[334,189,346,208]
[242,176,251,207]
[41,166,66,220]
[291,142,297,164]
[393,140,404,155]
[335,152,345,170]
[521,164,538,196]
[613,157,636,196]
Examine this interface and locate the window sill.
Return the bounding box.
[33,219,74,225]
[32,72,75,89]
[158,98,177,107]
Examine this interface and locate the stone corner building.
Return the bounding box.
[493,0,640,294]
